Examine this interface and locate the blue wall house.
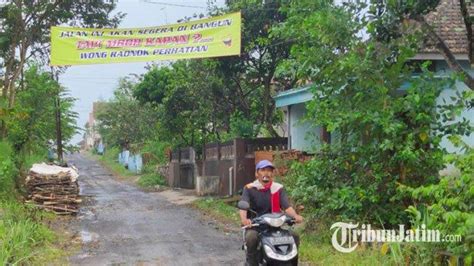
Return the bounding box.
[274,0,473,153]
[274,86,329,152]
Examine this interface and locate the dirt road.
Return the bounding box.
[67,154,242,265]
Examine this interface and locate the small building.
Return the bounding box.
[84,101,107,151]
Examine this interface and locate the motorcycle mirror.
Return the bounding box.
[237,200,250,210]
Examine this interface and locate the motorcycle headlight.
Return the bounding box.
[263,215,286,227]
[263,244,298,261]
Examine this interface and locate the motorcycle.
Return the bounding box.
[238,200,298,266]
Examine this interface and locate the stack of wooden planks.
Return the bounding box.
[25,163,80,215]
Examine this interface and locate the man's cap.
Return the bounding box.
[256,159,275,170]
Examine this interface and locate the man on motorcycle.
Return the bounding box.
[239,159,303,266]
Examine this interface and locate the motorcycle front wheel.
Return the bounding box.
[264,256,298,266]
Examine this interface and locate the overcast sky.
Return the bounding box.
[60,0,226,144]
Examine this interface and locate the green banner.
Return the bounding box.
[51,12,241,66]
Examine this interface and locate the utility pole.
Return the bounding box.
[51,67,63,162]
[0,68,6,139]
[55,87,63,162]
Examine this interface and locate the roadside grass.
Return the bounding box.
[192,197,240,225]
[137,172,166,188]
[192,197,402,265]
[88,148,167,188]
[0,199,69,265]
[296,233,402,265]
[87,147,136,179]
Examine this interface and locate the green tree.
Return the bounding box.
[278,0,471,226]
[134,60,232,148]
[135,0,295,145]
[208,0,294,137]
[96,77,159,151]
[134,66,172,105]
[6,65,78,166]
[159,60,223,147]
[0,0,124,136]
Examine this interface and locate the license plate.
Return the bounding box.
[270,236,294,245]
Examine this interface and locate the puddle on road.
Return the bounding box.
[76,253,92,259]
[80,230,99,243]
[78,209,95,219]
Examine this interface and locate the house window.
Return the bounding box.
[406,60,436,74]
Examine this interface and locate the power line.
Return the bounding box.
[139,1,309,11]
[141,0,207,9]
[60,77,122,80]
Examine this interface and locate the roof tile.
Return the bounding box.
[421,0,471,54]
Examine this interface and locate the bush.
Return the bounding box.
[401,145,474,264]
[0,141,18,198]
[102,146,120,162]
[142,140,170,165]
[137,164,166,187]
[285,148,410,226]
[137,173,166,188]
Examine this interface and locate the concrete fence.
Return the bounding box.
[118,150,143,174]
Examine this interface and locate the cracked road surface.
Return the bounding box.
[67,154,242,265]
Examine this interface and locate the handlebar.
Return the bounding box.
[286,215,297,224]
[241,214,296,229]
[241,223,260,229]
